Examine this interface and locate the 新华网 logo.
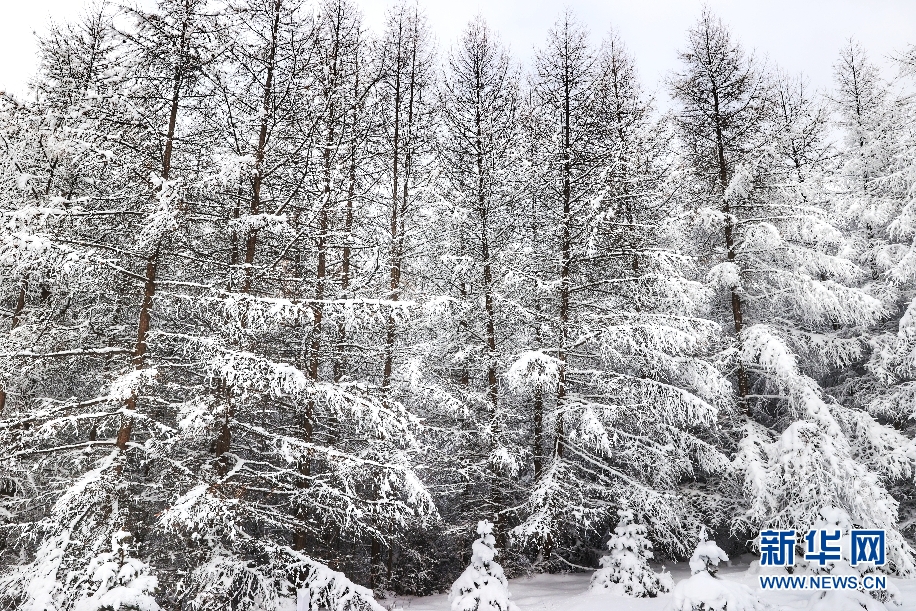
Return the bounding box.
[756,529,888,591]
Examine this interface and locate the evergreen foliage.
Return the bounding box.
[590,509,672,597]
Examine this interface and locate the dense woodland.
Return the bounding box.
[2,0,916,609]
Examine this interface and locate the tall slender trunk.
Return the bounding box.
[473,62,502,526]
[532,387,543,477]
[526,100,545,481]
[242,0,283,295]
[711,86,749,407]
[228,186,241,291]
[116,1,191,451]
[309,108,336,382]
[335,53,359,383]
[334,144,356,383]
[532,279,544,479]
[378,15,418,585]
[382,20,406,390]
[556,50,572,460]
[458,271,470,386]
[11,286,25,330]
[474,68,499,437]
[117,246,160,450]
[370,537,382,590]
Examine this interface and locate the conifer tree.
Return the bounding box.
[1,0,218,604]
[590,509,672,597]
[833,39,916,557]
[510,15,729,561]
[671,11,916,572]
[0,1,435,609]
[6,1,916,603]
[672,535,766,611]
[796,507,902,609]
[149,0,439,603]
[433,15,526,541]
[449,521,518,611]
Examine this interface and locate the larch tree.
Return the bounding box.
[365,0,439,590]
[0,1,436,610]
[671,11,916,572]
[836,42,916,545]
[151,0,438,605]
[508,15,730,564]
[0,0,219,607]
[5,1,916,604]
[434,15,525,542]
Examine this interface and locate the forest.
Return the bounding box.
[1,0,916,609]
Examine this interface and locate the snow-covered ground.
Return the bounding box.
[387,561,916,611]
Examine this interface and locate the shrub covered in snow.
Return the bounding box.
[73,531,160,611]
[449,521,519,611]
[672,538,768,611]
[589,509,672,596]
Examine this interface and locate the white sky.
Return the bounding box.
[2,0,915,102]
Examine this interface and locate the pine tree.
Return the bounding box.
[448,521,518,611]
[590,509,672,597]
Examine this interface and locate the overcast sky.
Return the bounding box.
[2,0,915,102]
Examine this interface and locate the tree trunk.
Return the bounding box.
[370,537,382,590]
[242,0,283,295]
[382,30,402,388]
[556,57,572,460]
[1,283,27,416]
[334,121,357,383]
[10,286,25,330]
[531,385,543,471]
[473,61,503,526]
[711,86,750,407]
[116,3,190,451]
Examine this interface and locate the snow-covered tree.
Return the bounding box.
[429,14,528,550]
[1,0,218,604]
[589,509,672,597]
[6,0,916,602]
[72,530,160,611]
[831,41,900,298]
[150,0,441,602]
[449,521,518,611]
[510,14,729,562]
[670,10,916,572]
[0,1,436,609]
